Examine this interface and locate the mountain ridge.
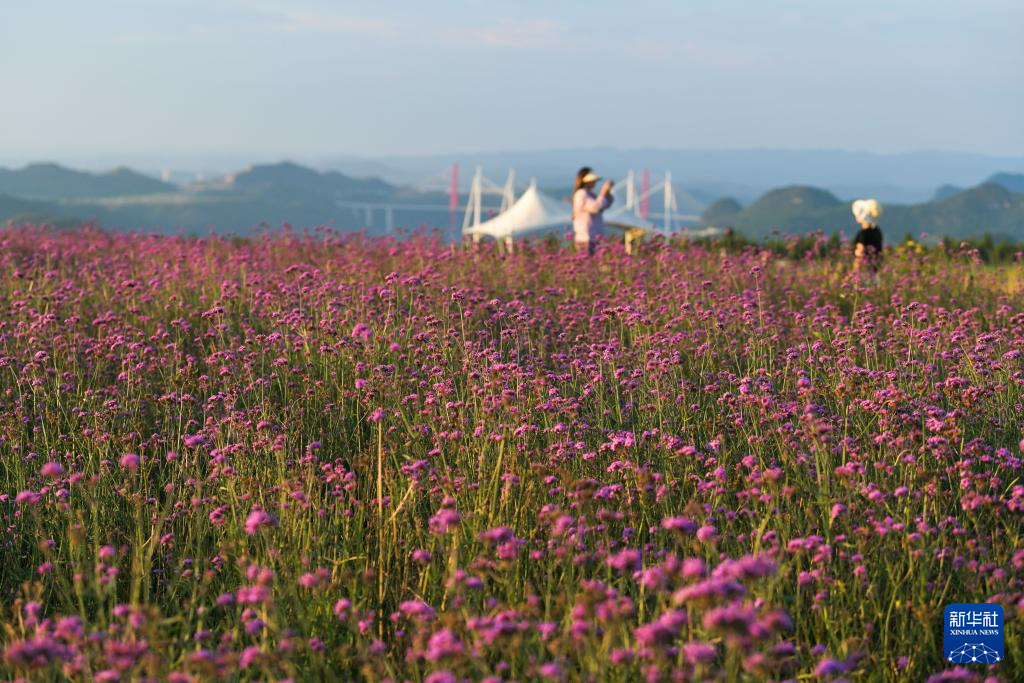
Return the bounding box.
[0,162,175,199]
[1,160,1022,241]
[702,182,1024,240]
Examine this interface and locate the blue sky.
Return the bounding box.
[2,0,1021,161]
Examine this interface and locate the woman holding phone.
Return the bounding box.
[572,167,614,256]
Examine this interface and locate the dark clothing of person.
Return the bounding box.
[854,226,883,271]
[854,226,883,255]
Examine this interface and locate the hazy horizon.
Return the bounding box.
[3,0,1022,162]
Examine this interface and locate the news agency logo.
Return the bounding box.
[944,603,1004,665]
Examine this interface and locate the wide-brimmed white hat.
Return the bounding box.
[852,198,882,226]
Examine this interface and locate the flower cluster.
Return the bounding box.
[0,226,1021,681]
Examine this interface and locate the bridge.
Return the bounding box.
[336,165,705,237]
[334,200,701,235]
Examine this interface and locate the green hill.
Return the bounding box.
[0,162,447,236]
[0,163,175,199]
[231,161,396,201]
[700,197,743,225]
[4,160,1022,241]
[896,183,1024,240]
[713,186,844,237]
[0,193,98,227]
[699,183,1024,240]
[932,185,962,201]
[987,172,1024,193]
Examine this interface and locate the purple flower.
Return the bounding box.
[538,661,564,679]
[924,667,980,682]
[713,555,776,580]
[673,577,746,604]
[605,548,642,573]
[119,453,140,471]
[14,490,40,505]
[399,600,437,622]
[351,323,373,341]
[236,585,272,604]
[661,516,697,534]
[702,605,757,635]
[815,657,848,677]
[297,572,320,588]
[333,598,351,621]
[239,646,261,668]
[424,672,456,683]
[244,509,277,535]
[425,628,464,661]
[55,616,84,641]
[429,507,462,535]
[680,558,707,579]
[634,609,687,647]
[682,641,717,664]
[478,526,514,544]
[39,462,64,478]
[2,637,74,666]
[830,504,846,522]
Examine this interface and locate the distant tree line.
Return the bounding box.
[681,230,1024,264]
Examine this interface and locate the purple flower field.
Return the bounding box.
[0,226,1021,682]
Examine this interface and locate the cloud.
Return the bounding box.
[270,10,402,40]
[473,19,562,49]
[235,2,569,51]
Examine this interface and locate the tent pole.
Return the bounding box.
[502,169,516,212]
[462,167,479,235]
[474,166,482,229]
[641,168,650,218]
[664,171,672,235]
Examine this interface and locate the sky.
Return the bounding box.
[1,0,1022,164]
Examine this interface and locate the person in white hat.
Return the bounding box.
[572,167,614,256]
[851,198,883,275]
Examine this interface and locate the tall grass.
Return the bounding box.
[0,226,1021,682]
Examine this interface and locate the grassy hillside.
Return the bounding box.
[988,172,1024,193]
[3,161,1022,240]
[704,183,1024,240]
[0,162,447,235]
[0,163,175,199]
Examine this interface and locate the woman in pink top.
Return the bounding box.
[572,167,613,256]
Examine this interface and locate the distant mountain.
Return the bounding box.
[229,161,396,201]
[4,159,1022,240]
[358,148,1024,204]
[0,161,449,235]
[932,185,963,201]
[718,186,843,236]
[0,193,67,222]
[698,182,1024,240]
[700,197,743,225]
[987,172,1024,193]
[904,183,1024,240]
[0,163,175,199]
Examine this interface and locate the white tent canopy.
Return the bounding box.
[461,168,693,244]
[603,205,662,235]
[463,182,571,240]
